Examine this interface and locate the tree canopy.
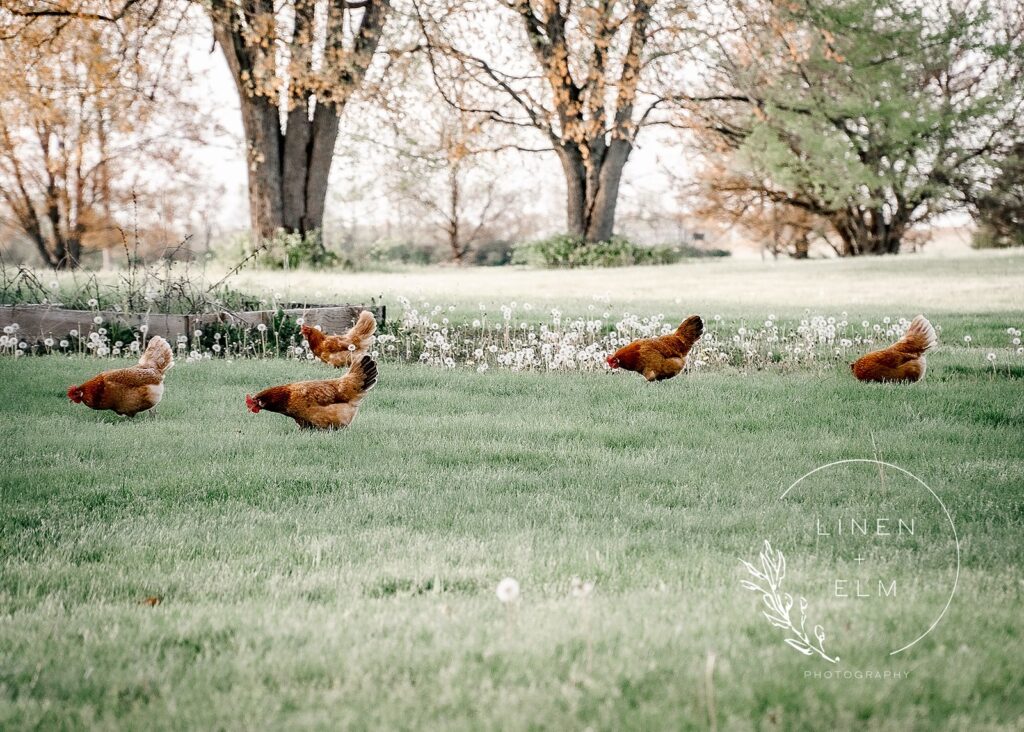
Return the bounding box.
[686,0,1024,255]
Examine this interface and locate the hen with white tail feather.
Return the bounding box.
[851,315,936,383]
[67,336,174,416]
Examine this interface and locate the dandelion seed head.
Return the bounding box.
[496,577,520,604]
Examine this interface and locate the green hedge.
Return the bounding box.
[512,234,729,268]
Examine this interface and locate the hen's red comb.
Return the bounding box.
[245,394,260,413]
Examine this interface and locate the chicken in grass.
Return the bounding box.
[851,315,936,383]
[246,355,378,430]
[301,310,376,368]
[67,336,174,417]
[606,315,704,381]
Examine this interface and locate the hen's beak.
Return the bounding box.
[245,394,261,413]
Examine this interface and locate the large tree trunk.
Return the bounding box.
[229,66,343,245]
[557,146,587,239]
[211,0,387,246]
[279,102,341,238]
[556,140,631,243]
[831,207,906,256]
[446,168,464,264]
[586,139,630,242]
[512,0,647,246]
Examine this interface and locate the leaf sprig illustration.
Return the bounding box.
[740,541,839,663]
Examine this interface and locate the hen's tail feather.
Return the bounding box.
[675,315,704,346]
[346,310,377,341]
[356,355,378,392]
[897,315,936,355]
[138,336,173,373]
[338,354,378,402]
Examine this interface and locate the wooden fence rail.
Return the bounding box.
[1,304,385,341]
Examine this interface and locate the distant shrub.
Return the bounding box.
[365,239,441,266]
[468,239,516,267]
[512,235,729,268]
[971,225,1024,249]
[260,231,338,269]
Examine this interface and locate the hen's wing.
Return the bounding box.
[865,349,920,369]
[297,380,347,406]
[104,367,165,386]
[852,348,925,382]
[640,340,684,380]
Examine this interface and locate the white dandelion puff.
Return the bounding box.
[496,578,520,604]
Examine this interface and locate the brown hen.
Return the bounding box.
[607,315,704,381]
[301,310,376,368]
[851,315,936,383]
[246,355,378,430]
[67,336,174,417]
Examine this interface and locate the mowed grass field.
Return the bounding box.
[2,251,1024,729]
[230,248,1024,327]
[1,353,1023,729]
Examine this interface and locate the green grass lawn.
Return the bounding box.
[1,354,1022,730]
[228,247,1024,321]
